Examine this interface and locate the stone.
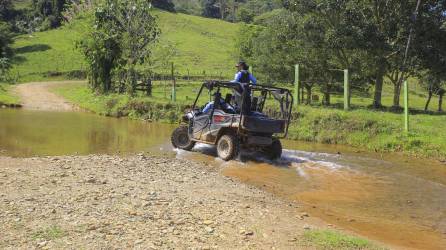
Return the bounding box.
[205,227,214,234]
[203,220,213,225]
[245,231,254,236]
[37,241,48,247]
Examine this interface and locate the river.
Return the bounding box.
[1,108,445,249]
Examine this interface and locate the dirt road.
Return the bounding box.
[13,81,82,111]
[0,154,332,249]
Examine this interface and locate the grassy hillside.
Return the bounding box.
[10,10,239,82]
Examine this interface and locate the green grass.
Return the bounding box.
[0,84,19,105]
[10,10,239,83]
[31,225,65,241]
[53,82,189,123]
[303,229,385,250]
[13,0,32,10]
[156,10,238,75]
[288,106,446,159]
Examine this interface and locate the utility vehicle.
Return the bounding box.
[171,81,293,161]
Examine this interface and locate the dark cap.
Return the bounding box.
[235,61,247,67]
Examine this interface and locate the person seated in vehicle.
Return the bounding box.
[202,93,235,114]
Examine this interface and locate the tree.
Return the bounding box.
[115,0,160,94]
[238,7,369,106]
[33,0,68,28]
[202,0,220,18]
[0,21,13,81]
[236,7,255,23]
[152,0,175,12]
[78,0,160,95]
[285,0,446,108]
[0,0,13,21]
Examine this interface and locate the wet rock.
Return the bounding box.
[205,227,214,234]
[37,241,48,247]
[245,231,254,236]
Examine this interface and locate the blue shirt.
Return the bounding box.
[202,100,235,114]
[234,71,257,84]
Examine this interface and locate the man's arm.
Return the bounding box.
[202,102,214,113]
[250,74,257,84]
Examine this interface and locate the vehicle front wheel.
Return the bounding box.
[217,134,240,161]
[262,139,282,160]
[171,126,195,150]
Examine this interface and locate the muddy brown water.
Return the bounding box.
[1,109,445,249]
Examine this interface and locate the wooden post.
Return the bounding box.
[404,80,409,133]
[146,78,151,96]
[163,75,167,98]
[344,69,350,111]
[171,62,176,102]
[294,64,300,106]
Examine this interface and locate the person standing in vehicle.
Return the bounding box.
[232,61,256,114]
[233,61,256,85]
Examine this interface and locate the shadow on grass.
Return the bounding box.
[15,44,51,54]
[11,44,52,65]
[12,55,27,64]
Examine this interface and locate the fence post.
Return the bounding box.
[294,64,300,106]
[344,69,350,111]
[171,62,176,102]
[404,80,409,133]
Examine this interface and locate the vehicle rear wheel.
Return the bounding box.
[171,126,195,150]
[262,139,282,160]
[217,134,240,161]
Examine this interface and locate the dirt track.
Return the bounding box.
[13,81,82,111]
[0,154,330,249]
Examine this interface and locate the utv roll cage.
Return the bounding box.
[191,81,293,138]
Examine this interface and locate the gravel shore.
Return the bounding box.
[0,154,324,249]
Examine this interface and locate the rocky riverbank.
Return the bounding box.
[0,154,330,249]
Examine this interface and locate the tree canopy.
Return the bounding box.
[0,21,14,81]
[78,0,160,94]
[152,0,176,12]
[238,0,446,108]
